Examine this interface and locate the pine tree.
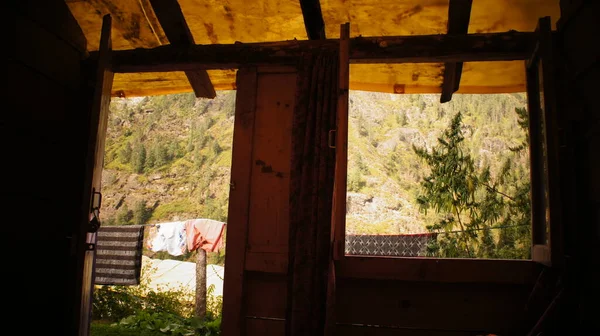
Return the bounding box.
[413,110,531,259]
[133,200,151,225]
[132,143,146,173]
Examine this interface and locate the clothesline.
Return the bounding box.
[145,219,226,256]
[93,218,226,287]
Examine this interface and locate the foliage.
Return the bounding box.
[93,264,194,322]
[347,167,367,192]
[91,321,166,336]
[92,263,223,335]
[150,199,201,222]
[413,110,531,259]
[132,142,147,174]
[133,200,153,225]
[116,204,133,225]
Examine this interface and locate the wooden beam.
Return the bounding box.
[110,32,535,73]
[440,0,473,103]
[300,0,326,40]
[337,257,542,284]
[148,0,215,98]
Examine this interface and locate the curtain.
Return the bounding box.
[286,50,339,336]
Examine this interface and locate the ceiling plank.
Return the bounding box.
[440,0,473,103]
[148,0,215,98]
[300,0,326,40]
[109,32,535,73]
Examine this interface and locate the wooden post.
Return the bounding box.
[332,22,350,260]
[195,249,207,319]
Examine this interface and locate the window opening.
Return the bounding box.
[344,63,533,259]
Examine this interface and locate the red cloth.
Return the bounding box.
[184,218,226,253]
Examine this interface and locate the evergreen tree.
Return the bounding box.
[132,143,146,173]
[413,110,531,259]
[118,142,133,164]
[116,204,133,225]
[132,200,151,225]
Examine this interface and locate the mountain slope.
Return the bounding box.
[100,91,529,235]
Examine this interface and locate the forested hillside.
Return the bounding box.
[101,90,529,237]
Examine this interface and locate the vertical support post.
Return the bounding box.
[332,22,350,260]
[196,249,207,319]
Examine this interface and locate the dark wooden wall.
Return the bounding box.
[5,1,598,335]
[6,0,92,333]
[552,0,600,334]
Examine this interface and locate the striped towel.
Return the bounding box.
[94,225,145,286]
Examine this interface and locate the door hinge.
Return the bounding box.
[328,129,336,148]
[87,188,102,233]
[91,188,102,213]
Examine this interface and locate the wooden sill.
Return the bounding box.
[337,255,543,285]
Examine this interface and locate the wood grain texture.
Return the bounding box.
[148,0,215,98]
[247,71,296,255]
[79,14,114,336]
[333,22,349,260]
[336,278,530,334]
[300,0,326,40]
[245,272,288,318]
[221,67,258,336]
[440,0,473,103]
[337,257,542,284]
[110,32,535,72]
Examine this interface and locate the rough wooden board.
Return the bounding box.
[336,277,530,334]
[338,257,542,284]
[246,72,295,255]
[221,67,258,336]
[245,272,288,318]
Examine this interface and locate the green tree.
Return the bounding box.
[347,167,367,192]
[116,204,133,225]
[118,142,133,164]
[133,200,152,225]
[413,110,531,259]
[211,140,223,156]
[132,143,146,173]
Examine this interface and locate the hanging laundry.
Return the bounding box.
[184,218,226,253]
[94,225,145,286]
[145,224,159,250]
[148,221,187,256]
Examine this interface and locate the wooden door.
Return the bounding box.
[222,66,298,336]
[77,14,114,336]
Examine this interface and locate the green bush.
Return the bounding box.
[92,263,222,335]
[91,321,166,336]
[93,264,194,322]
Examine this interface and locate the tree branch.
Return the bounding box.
[454,207,473,257]
[485,184,517,202]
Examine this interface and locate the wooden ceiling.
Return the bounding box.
[65,0,560,98]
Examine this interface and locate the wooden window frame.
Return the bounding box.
[525,17,563,267]
[332,17,561,284]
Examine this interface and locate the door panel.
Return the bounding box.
[222,67,297,336]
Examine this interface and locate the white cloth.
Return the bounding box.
[150,221,187,256]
